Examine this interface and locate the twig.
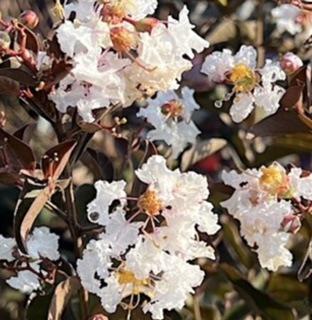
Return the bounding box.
[256,0,265,68]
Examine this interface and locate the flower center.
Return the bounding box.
[138,190,162,216]
[259,165,289,196]
[161,100,184,120]
[117,270,151,295]
[110,27,138,53]
[102,0,136,22]
[230,64,258,93]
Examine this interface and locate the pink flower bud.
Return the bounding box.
[134,18,160,33]
[280,52,303,74]
[19,10,39,29]
[281,214,301,233]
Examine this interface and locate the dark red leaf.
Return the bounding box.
[0,126,36,174]
[42,140,77,181]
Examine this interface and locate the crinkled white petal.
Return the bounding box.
[289,168,312,200]
[27,227,60,261]
[253,85,285,117]
[87,180,127,225]
[234,45,257,69]
[167,6,209,59]
[99,275,123,313]
[272,4,302,35]
[77,238,114,295]
[0,236,16,262]
[260,60,286,86]
[256,233,293,271]
[201,49,234,83]
[104,208,143,253]
[7,270,41,294]
[230,92,255,123]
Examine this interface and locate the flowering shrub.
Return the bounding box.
[0,0,311,319]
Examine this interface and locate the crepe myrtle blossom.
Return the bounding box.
[0,227,60,293]
[201,45,286,123]
[50,0,209,122]
[77,236,204,319]
[221,163,312,271]
[87,155,220,260]
[79,155,220,318]
[272,4,302,35]
[137,87,201,158]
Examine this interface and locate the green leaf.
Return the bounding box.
[221,264,295,320]
[27,293,53,320]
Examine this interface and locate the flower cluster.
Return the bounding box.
[201,45,286,123]
[0,227,60,293]
[137,87,201,158]
[48,0,208,122]
[77,155,220,319]
[221,163,312,271]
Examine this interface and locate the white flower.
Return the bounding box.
[87,180,127,225]
[27,227,60,261]
[256,233,293,271]
[0,235,16,262]
[2,227,60,294]
[143,253,204,320]
[49,51,130,122]
[64,0,98,22]
[272,4,302,35]
[289,168,312,200]
[77,238,114,295]
[167,6,209,59]
[78,236,205,319]
[137,87,201,157]
[201,45,256,83]
[135,155,220,259]
[201,46,286,122]
[221,165,297,271]
[125,23,192,94]
[78,155,219,318]
[7,270,41,294]
[103,208,144,253]
[52,1,208,122]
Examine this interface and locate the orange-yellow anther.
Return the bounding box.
[117,270,151,295]
[161,100,184,120]
[260,165,289,197]
[138,190,162,216]
[110,27,138,53]
[230,64,258,93]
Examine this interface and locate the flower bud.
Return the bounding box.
[281,214,301,234]
[133,18,160,33]
[19,10,39,29]
[280,52,303,74]
[0,31,11,49]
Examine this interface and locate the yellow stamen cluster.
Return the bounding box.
[230,64,258,93]
[117,270,151,295]
[161,100,184,120]
[110,27,138,53]
[101,0,136,23]
[259,165,290,197]
[138,190,162,216]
